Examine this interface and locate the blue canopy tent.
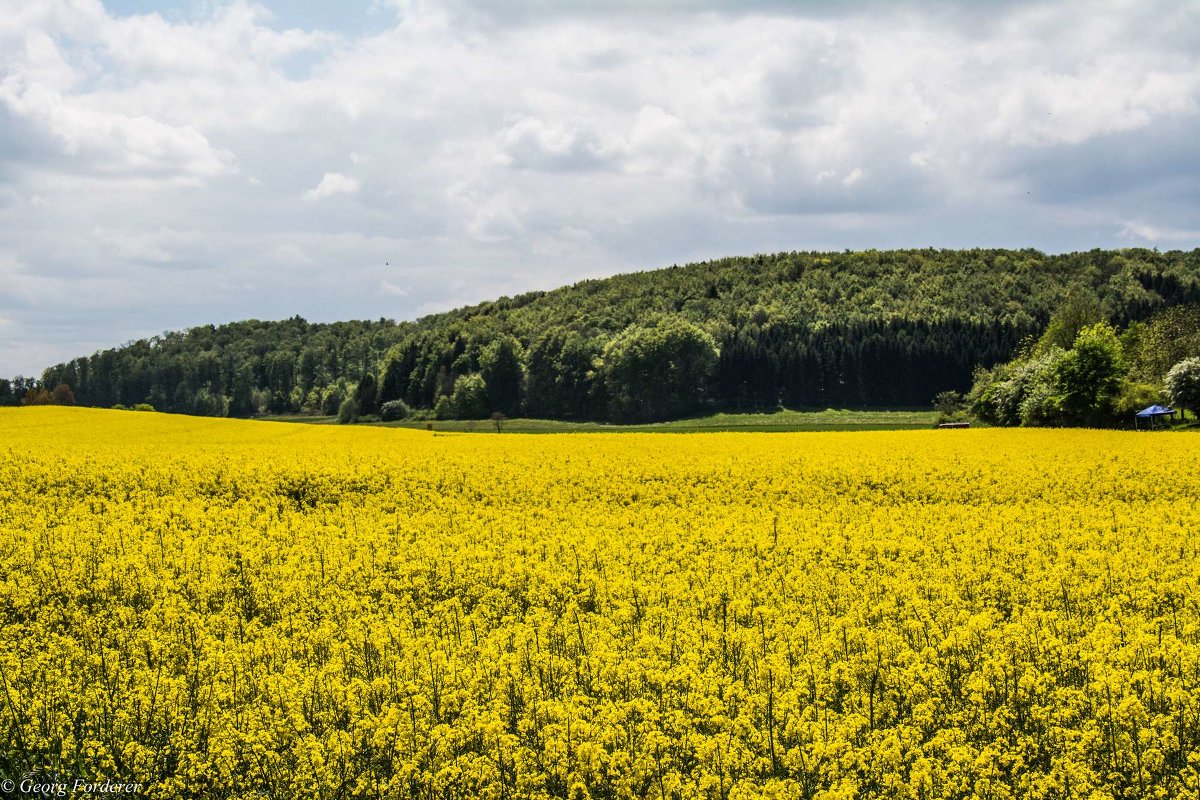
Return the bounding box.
[1134,404,1176,429]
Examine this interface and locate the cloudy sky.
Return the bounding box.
[1,0,1198,376]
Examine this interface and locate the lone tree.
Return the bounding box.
[602,316,718,422]
[1165,357,1200,419]
[353,372,380,417]
[1055,322,1124,424]
[51,383,76,405]
[491,411,506,433]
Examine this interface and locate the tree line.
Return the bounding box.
[11,247,1200,423]
[967,295,1200,426]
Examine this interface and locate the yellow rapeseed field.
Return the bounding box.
[0,406,1198,799]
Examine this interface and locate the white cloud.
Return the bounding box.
[303,172,361,201]
[0,0,1197,376]
[379,279,408,297]
[93,225,205,265]
[1119,220,1200,243]
[0,21,238,182]
[500,116,625,172]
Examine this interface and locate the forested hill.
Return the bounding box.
[23,248,1200,422]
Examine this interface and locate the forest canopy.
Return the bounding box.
[12,247,1200,423]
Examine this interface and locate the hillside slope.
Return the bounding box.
[28,247,1200,421]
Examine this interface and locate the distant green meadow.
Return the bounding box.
[261,407,941,433]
